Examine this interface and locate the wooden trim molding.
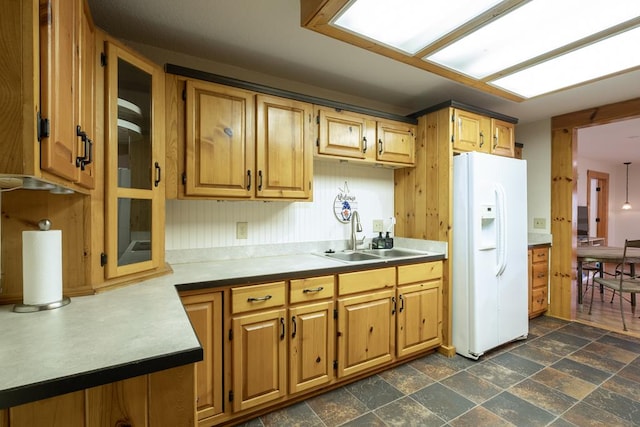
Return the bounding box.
[549,97,640,319]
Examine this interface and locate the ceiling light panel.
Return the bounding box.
[332,0,503,55]
[425,0,640,79]
[490,26,640,98]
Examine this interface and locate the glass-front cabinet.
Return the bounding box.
[104,41,164,279]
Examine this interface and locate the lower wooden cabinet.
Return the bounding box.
[289,300,334,394]
[396,262,443,358]
[180,260,443,426]
[336,289,395,378]
[231,308,287,412]
[529,246,550,318]
[181,292,223,421]
[4,364,195,427]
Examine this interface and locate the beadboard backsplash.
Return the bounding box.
[165,160,396,250]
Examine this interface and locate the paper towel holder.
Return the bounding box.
[13,219,71,313]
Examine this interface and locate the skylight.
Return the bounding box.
[319,0,640,99]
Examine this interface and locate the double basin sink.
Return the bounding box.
[319,248,437,263]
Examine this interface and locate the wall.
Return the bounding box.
[576,157,640,246]
[517,119,552,236]
[165,160,395,250]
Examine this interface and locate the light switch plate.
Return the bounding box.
[373,220,384,232]
[236,222,248,239]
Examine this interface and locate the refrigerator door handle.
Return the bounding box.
[495,184,507,276]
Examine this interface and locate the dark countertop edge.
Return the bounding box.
[0,347,203,410]
[175,254,445,292]
[529,243,552,249]
[165,64,418,125]
[408,99,518,124]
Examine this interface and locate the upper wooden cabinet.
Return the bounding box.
[316,107,416,167]
[184,80,255,198]
[172,77,313,201]
[1,0,96,190]
[104,40,165,279]
[491,118,515,157]
[376,118,415,164]
[256,95,313,200]
[317,108,367,159]
[451,109,490,154]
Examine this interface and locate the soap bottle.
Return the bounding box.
[373,232,384,249]
[384,231,394,249]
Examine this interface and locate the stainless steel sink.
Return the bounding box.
[361,248,428,258]
[323,251,381,262]
[319,248,435,263]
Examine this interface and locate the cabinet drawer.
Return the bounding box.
[290,275,334,304]
[397,262,442,285]
[531,288,548,314]
[532,263,548,287]
[338,267,395,296]
[232,282,286,314]
[531,247,548,263]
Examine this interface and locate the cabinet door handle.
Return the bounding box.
[291,316,297,338]
[302,287,324,293]
[258,170,263,191]
[493,130,499,149]
[247,170,251,191]
[154,162,161,187]
[75,125,92,169]
[247,295,272,302]
[363,136,367,153]
[479,131,484,148]
[378,138,383,155]
[399,294,404,313]
[280,317,285,340]
[391,296,396,315]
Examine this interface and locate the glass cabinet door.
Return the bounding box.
[104,41,164,279]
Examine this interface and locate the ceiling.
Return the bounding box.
[86,0,640,163]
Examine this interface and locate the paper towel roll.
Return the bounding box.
[22,229,63,305]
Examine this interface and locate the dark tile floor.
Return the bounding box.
[239,316,640,426]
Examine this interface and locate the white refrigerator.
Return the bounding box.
[452,152,529,360]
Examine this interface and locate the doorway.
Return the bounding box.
[549,97,640,320]
[586,170,609,245]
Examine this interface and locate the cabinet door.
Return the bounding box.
[289,301,335,394]
[39,0,79,182]
[185,80,255,198]
[104,41,165,279]
[397,280,442,358]
[491,119,515,157]
[232,308,287,412]
[182,293,223,421]
[452,109,490,153]
[256,95,313,200]
[317,108,367,159]
[376,119,416,164]
[75,1,96,189]
[337,289,395,378]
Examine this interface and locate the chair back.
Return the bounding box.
[621,239,640,280]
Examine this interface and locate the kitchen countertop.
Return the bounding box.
[0,239,446,409]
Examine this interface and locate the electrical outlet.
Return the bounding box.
[533,218,546,229]
[236,222,248,239]
[373,220,384,232]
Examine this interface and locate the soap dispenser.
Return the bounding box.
[384,231,394,249]
[373,232,384,249]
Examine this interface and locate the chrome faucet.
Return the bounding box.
[350,210,363,251]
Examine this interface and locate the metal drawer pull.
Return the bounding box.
[291,316,297,338]
[302,287,324,294]
[247,295,272,302]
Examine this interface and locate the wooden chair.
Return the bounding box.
[592,239,640,331]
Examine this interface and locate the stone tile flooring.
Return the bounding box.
[239,316,640,426]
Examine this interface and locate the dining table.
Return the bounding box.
[576,245,640,309]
